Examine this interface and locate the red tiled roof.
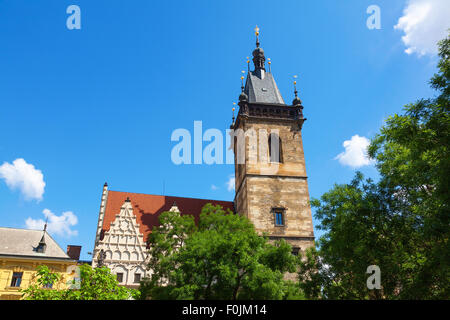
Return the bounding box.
[102,190,235,243]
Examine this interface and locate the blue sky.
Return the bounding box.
[0,0,448,260]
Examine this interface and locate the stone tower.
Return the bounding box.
[230,29,314,255]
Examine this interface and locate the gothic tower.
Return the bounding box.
[230,28,314,255]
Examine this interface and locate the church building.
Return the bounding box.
[92,28,315,286]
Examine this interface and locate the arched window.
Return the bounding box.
[268,133,283,163]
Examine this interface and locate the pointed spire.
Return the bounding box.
[292,75,302,106]
[243,26,285,104]
[239,71,248,102]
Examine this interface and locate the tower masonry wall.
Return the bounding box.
[246,176,314,245]
[233,117,315,253]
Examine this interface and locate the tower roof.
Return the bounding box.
[243,27,285,104]
[244,71,285,104]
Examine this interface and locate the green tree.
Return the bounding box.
[21,265,64,300]
[22,264,138,300]
[298,33,450,299]
[140,204,299,300]
[368,34,450,299]
[299,174,418,299]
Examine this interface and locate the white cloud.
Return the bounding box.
[211,184,218,190]
[25,208,78,237]
[226,175,235,192]
[0,158,45,201]
[334,135,374,168]
[394,0,450,56]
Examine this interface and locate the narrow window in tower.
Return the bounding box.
[268,133,283,163]
[275,211,284,226]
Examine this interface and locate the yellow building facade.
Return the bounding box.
[0,227,77,300]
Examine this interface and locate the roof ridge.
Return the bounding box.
[108,190,233,203]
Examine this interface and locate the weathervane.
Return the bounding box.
[246,56,250,71]
[268,58,271,73]
[241,70,245,90]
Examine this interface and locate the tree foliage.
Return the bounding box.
[298,33,450,299]
[140,204,300,300]
[21,265,65,300]
[22,264,138,300]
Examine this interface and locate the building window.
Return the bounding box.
[134,273,141,283]
[292,247,300,256]
[268,133,283,163]
[10,272,23,287]
[116,273,123,283]
[275,211,284,226]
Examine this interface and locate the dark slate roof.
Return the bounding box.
[0,227,72,260]
[244,70,285,104]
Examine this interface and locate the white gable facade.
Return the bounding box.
[92,198,149,287]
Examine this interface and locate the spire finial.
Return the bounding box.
[252,26,265,75]
[254,25,260,47]
[293,75,298,97]
[240,70,245,90]
[246,57,250,71]
[232,103,236,124]
[268,58,271,73]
